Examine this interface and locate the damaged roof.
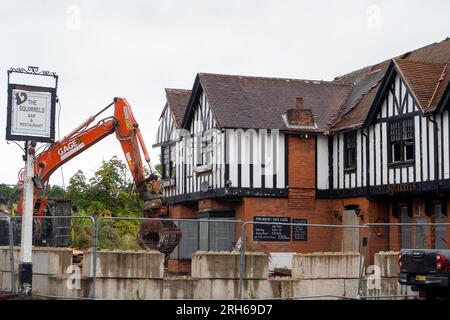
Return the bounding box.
[171,38,450,134]
[331,38,450,132]
[164,88,191,127]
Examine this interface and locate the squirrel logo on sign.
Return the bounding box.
[15,92,28,106]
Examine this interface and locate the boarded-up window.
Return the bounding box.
[199,218,236,251]
[434,204,447,249]
[171,221,198,260]
[401,206,412,249]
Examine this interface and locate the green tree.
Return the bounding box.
[67,157,145,250]
[0,184,17,199]
[66,170,90,209]
[45,184,66,199]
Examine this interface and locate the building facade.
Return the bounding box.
[154,39,450,270]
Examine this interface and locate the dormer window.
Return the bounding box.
[388,118,414,164]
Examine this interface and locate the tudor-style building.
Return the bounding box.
[318,41,450,254]
[155,39,450,269]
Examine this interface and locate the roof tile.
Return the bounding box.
[198,73,352,132]
[165,88,191,127]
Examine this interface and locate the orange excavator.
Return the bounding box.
[15,97,181,257]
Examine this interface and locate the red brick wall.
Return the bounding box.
[168,203,197,219]
[288,135,315,189]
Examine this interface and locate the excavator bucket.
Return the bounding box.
[137,219,182,259]
[137,201,182,259]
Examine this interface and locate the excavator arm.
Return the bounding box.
[17,97,163,217]
[15,97,182,257]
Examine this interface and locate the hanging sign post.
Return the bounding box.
[5,66,58,298]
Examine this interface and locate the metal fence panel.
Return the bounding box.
[3,214,449,300]
[171,220,199,260]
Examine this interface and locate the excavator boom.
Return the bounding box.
[16,97,181,257]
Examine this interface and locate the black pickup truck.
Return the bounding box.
[398,249,450,299]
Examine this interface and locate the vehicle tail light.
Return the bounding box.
[398,252,402,268]
[436,253,450,271]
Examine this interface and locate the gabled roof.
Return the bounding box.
[171,38,450,135]
[181,73,353,132]
[331,38,450,131]
[164,88,191,127]
[394,59,447,113]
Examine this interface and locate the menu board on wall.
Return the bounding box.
[292,219,307,241]
[253,216,291,242]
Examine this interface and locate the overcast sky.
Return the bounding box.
[0,0,449,187]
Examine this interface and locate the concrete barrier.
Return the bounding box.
[0,246,72,275]
[0,248,418,300]
[82,249,164,279]
[0,246,18,272]
[374,251,399,278]
[292,252,361,279]
[362,277,417,298]
[191,251,269,279]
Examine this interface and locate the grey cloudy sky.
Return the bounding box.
[0,0,449,186]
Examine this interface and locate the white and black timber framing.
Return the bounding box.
[318,61,450,198]
[156,81,287,203]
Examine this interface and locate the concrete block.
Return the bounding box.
[0,246,72,276]
[0,246,19,272]
[82,249,164,279]
[239,279,278,299]
[374,251,399,278]
[32,274,53,296]
[270,278,295,299]
[194,279,212,299]
[361,277,419,299]
[91,278,163,300]
[32,247,73,276]
[209,279,238,299]
[191,251,269,279]
[0,271,3,291]
[343,278,360,298]
[59,277,92,299]
[292,252,361,279]
[192,279,277,300]
[0,271,17,292]
[162,277,196,299]
[293,278,346,299]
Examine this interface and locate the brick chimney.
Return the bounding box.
[286,97,315,127]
